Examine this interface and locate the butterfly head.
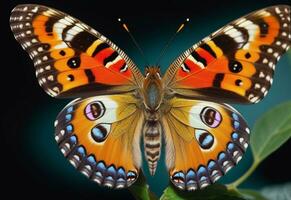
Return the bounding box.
[143,66,163,111]
[145,66,161,80]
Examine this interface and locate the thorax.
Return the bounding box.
[142,67,163,112]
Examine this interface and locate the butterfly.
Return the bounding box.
[10,4,290,190]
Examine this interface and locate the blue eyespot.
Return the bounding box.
[107,166,116,175]
[233,121,240,129]
[195,129,214,149]
[197,166,207,176]
[232,113,239,121]
[77,146,85,155]
[65,114,72,122]
[92,127,103,139]
[66,124,73,133]
[218,152,226,161]
[117,168,126,178]
[173,172,185,179]
[208,160,216,169]
[91,124,110,143]
[69,135,77,144]
[87,155,96,165]
[228,143,235,150]
[97,162,106,171]
[127,171,137,181]
[67,106,73,113]
[232,132,239,140]
[186,169,196,180]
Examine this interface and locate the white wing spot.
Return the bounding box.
[53,87,60,93]
[47,75,54,81]
[263,58,268,63]
[273,52,279,58]
[45,65,51,70]
[266,75,271,81]
[42,56,48,61]
[282,32,287,37]
[248,93,254,99]
[254,83,261,89]
[38,47,44,52]
[31,7,39,13]
[244,143,248,149]
[25,41,31,46]
[245,127,250,134]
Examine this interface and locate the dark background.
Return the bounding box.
[1,0,291,199]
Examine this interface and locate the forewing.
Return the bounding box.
[10,4,143,98]
[164,5,290,103]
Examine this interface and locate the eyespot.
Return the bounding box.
[228,61,242,73]
[91,123,111,143]
[67,57,81,68]
[84,101,105,120]
[195,129,214,150]
[200,107,222,128]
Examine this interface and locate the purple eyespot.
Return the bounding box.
[84,101,105,120]
[200,107,222,128]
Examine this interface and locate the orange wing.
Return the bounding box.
[162,97,249,190]
[163,5,290,103]
[55,94,143,188]
[10,4,143,98]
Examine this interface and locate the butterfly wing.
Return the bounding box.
[10,4,143,98]
[54,94,143,188]
[162,97,249,190]
[163,5,290,103]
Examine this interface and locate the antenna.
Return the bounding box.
[118,18,149,65]
[155,18,190,65]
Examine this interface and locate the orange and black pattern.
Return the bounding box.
[10,4,291,192]
[164,5,290,104]
[10,4,143,98]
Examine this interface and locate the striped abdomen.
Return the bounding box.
[143,120,162,175]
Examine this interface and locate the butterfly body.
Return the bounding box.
[10,4,290,191]
[141,66,163,175]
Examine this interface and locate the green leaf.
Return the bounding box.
[238,189,267,200]
[129,172,158,200]
[160,183,246,200]
[261,183,291,200]
[250,101,291,163]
